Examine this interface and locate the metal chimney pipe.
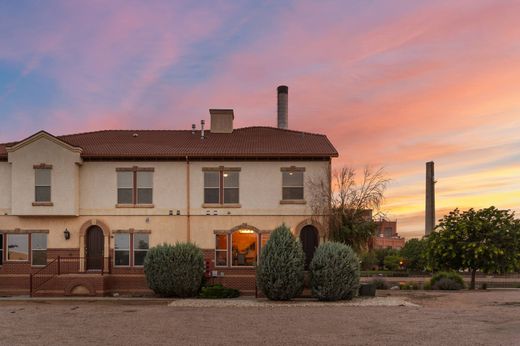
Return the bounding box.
[191,124,196,135]
[277,85,288,129]
[425,161,436,236]
[200,120,205,139]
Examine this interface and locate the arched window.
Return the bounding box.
[231,229,258,267]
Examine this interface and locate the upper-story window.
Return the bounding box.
[34,165,52,203]
[116,167,154,206]
[203,167,240,205]
[281,167,305,201]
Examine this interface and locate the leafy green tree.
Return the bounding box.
[400,238,427,272]
[383,255,401,271]
[374,248,398,268]
[360,251,378,270]
[426,207,520,289]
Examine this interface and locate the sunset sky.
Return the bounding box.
[1,1,520,238]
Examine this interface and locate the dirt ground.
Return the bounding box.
[1,290,520,346]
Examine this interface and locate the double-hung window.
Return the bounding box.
[114,234,131,266]
[117,168,154,206]
[215,234,228,267]
[281,168,305,201]
[133,234,149,266]
[31,233,48,266]
[114,233,149,267]
[34,166,52,203]
[203,168,240,205]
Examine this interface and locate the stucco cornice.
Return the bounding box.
[6,130,83,154]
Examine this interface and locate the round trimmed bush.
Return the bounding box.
[256,225,305,300]
[430,271,465,290]
[144,242,205,297]
[310,242,360,301]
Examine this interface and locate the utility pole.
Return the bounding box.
[425,161,436,236]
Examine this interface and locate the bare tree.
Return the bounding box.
[308,166,390,252]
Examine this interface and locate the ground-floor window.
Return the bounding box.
[133,234,149,266]
[215,234,228,267]
[214,230,273,267]
[31,233,48,266]
[114,233,149,267]
[231,230,257,267]
[7,234,29,261]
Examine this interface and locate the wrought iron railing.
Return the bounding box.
[30,256,111,296]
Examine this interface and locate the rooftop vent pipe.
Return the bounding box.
[277,85,288,129]
[201,120,205,139]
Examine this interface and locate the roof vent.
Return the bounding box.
[191,124,196,135]
[132,133,138,137]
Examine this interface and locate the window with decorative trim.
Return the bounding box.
[31,233,47,266]
[34,167,52,203]
[7,234,29,262]
[114,233,149,267]
[231,230,257,267]
[203,168,240,205]
[116,167,154,205]
[215,234,228,267]
[282,168,304,201]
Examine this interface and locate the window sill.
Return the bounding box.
[115,204,155,208]
[280,200,306,205]
[32,202,53,206]
[202,203,241,208]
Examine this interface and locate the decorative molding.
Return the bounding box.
[115,204,154,208]
[279,200,306,205]
[33,163,53,169]
[5,130,82,154]
[202,166,241,172]
[112,229,151,234]
[280,166,306,172]
[116,166,155,172]
[32,202,53,207]
[202,203,241,209]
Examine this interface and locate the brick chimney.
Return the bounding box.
[277,85,288,129]
[210,109,234,133]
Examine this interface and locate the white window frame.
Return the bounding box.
[31,233,48,267]
[214,234,228,267]
[114,233,131,267]
[6,234,29,262]
[282,170,305,201]
[35,168,52,202]
[133,233,149,267]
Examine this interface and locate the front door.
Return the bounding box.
[300,225,319,270]
[86,226,104,270]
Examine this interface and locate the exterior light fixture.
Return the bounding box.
[223,173,229,177]
[64,228,71,240]
[239,229,255,234]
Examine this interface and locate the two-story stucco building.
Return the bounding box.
[0,86,338,296]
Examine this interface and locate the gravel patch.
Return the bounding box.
[168,296,419,307]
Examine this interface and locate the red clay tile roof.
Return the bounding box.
[0,127,338,159]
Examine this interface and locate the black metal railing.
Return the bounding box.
[30,256,111,296]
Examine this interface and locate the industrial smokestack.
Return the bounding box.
[277,85,288,129]
[425,161,436,236]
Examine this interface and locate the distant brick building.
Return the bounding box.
[371,220,405,250]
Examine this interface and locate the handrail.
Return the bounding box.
[31,256,112,296]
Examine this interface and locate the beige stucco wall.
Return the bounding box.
[0,214,321,250]
[8,136,81,216]
[0,162,11,213]
[79,161,187,215]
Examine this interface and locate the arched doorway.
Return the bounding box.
[300,225,319,270]
[86,226,104,270]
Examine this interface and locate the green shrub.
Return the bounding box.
[200,284,240,299]
[432,278,463,290]
[383,255,402,271]
[399,282,419,290]
[430,271,465,290]
[370,277,389,290]
[256,225,305,300]
[310,242,360,301]
[144,242,205,297]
